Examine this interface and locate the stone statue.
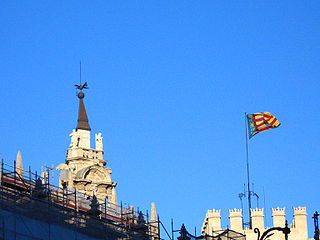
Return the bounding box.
[69,129,78,148]
[95,132,103,150]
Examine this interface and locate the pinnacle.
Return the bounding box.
[16,150,24,176]
[110,188,117,207]
[151,202,157,222]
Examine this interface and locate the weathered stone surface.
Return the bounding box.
[57,97,116,203]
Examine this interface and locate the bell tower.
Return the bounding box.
[56,84,117,203]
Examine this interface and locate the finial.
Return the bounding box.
[151,202,157,222]
[75,80,91,131]
[16,150,24,176]
[74,62,89,99]
[77,91,85,99]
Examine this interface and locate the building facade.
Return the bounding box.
[0,88,159,239]
[201,207,310,240]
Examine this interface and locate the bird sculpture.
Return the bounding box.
[74,82,88,90]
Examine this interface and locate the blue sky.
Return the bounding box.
[0,1,319,238]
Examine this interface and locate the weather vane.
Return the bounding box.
[75,61,89,99]
[74,82,88,91]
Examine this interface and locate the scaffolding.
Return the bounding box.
[175,224,246,240]
[0,159,159,240]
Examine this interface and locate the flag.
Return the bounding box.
[247,112,280,139]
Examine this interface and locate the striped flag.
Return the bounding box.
[247,112,280,139]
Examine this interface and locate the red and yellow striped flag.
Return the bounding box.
[247,112,280,139]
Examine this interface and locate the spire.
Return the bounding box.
[16,150,24,176]
[151,202,157,222]
[76,92,91,131]
[150,202,159,238]
[110,187,117,206]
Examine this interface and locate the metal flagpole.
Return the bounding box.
[245,112,252,228]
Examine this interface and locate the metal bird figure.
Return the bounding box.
[74,82,88,90]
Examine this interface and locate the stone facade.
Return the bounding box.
[56,92,116,203]
[202,207,309,240]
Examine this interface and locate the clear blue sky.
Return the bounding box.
[0,1,319,238]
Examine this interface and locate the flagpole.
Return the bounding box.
[245,112,252,229]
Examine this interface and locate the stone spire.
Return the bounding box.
[151,202,157,222]
[111,187,117,206]
[16,150,24,176]
[150,202,159,239]
[76,92,91,131]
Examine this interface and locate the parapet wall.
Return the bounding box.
[202,206,308,240]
